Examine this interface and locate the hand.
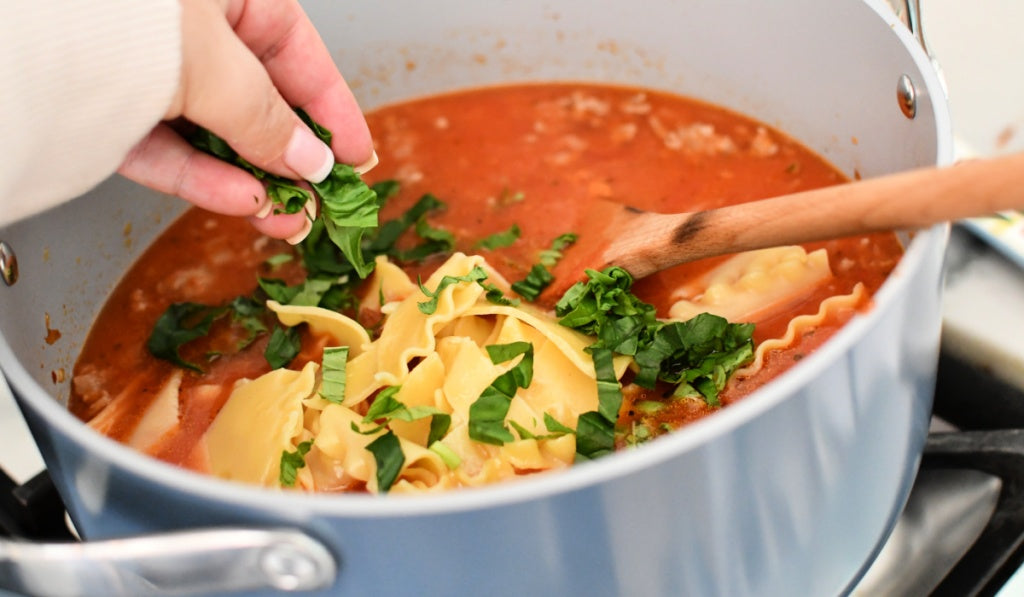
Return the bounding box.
[117,0,375,244]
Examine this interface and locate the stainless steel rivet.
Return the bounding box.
[0,240,17,286]
[897,74,917,119]
[260,543,322,592]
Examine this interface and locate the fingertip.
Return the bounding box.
[248,209,310,242]
[284,124,335,183]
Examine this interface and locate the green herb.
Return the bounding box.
[189,111,380,279]
[147,302,228,372]
[417,266,489,314]
[265,326,301,370]
[574,347,622,460]
[429,441,462,469]
[279,440,313,487]
[224,296,268,351]
[319,346,349,404]
[264,253,294,268]
[538,232,578,267]
[467,342,534,445]
[354,386,452,442]
[475,224,521,250]
[510,264,554,301]
[314,164,381,279]
[366,431,404,492]
[508,232,577,301]
[555,267,754,457]
[478,281,520,307]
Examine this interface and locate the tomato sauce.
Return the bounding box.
[71,83,903,471]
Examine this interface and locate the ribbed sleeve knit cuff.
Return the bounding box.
[0,0,181,225]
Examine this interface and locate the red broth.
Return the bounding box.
[71,83,902,478]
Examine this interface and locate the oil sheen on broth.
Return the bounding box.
[71,84,903,494]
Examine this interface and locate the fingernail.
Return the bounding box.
[285,125,334,183]
[303,199,317,220]
[254,200,273,219]
[286,217,313,245]
[354,150,379,175]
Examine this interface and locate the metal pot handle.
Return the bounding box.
[0,526,337,596]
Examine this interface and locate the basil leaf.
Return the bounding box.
[417,266,489,314]
[319,346,349,404]
[539,232,579,267]
[296,108,333,145]
[366,431,404,492]
[429,441,462,470]
[279,440,313,487]
[475,224,521,250]
[189,115,381,280]
[510,264,555,302]
[265,326,301,370]
[147,302,227,372]
[574,348,622,460]
[478,281,520,307]
[468,342,534,446]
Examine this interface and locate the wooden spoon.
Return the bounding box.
[546,151,1024,297]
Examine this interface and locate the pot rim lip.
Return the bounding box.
[0,0,953,519]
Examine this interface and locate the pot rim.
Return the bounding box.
[0,0,953,520]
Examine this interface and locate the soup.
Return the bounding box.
[71,83,903,494]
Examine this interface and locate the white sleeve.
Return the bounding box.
[0,0,181,226]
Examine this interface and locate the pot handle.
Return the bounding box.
[0,527,338,596]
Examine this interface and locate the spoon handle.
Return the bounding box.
[609,152,1024,278]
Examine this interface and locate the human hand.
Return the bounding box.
[117,0,375,244]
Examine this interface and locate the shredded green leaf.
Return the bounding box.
[475,224,521,250]
[538,232,579,267]
[189,113,380,279]
[467,342,534,445]
[147,302,228,372]
[510,264,554,301]
[365,431,404,492]
[574,347,622,460]
[319,346,349,404]
[417,266,489,314]
[429,441,462,470]
[279,440,313,487]
[264,326,301,370]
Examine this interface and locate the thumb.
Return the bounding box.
[168,0,333,184]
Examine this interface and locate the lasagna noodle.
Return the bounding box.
[735,283,867,378]
[669,246,832,323]
[204,361,318,487]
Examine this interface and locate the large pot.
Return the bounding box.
[0,1,951,595]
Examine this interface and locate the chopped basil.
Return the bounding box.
[429,441,462,469]
[226,296,268,350]
[279,440,313,487]
[417,266,489,314]
[508,232,577,301]
[574,347,622,460]
[555,267,754,457]
[189,112,380,279]
[354,386,452,441]
[538,232,578,267]
[366,431,404,492]
[633,313,754,405]
[264,326,301,370]
[510,264,554,301]
[475,224,521,250]
[264,253,294,268]
[478,281,520,307]
[467,342,534,445]
[318,346,349,404]
[147,302,228,372]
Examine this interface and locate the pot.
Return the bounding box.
[0,0,951,595]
